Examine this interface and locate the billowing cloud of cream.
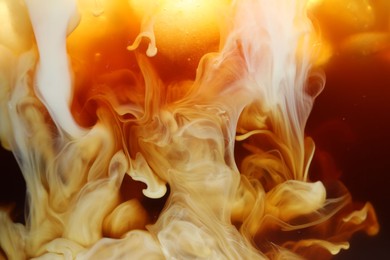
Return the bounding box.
[0,0,379,259]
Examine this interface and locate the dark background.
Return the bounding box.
[307,52,390,259]
[1,52,389,258]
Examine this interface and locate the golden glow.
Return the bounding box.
[151,0,225,59]
[127,0,229,72]
[309,0,390,61]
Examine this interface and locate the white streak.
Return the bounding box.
[24,0,85,138]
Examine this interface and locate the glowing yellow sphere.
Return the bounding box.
[130,0,228,66]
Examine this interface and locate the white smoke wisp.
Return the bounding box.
[0,0,378,259]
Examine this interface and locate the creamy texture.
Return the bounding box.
[0,0,380,259]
